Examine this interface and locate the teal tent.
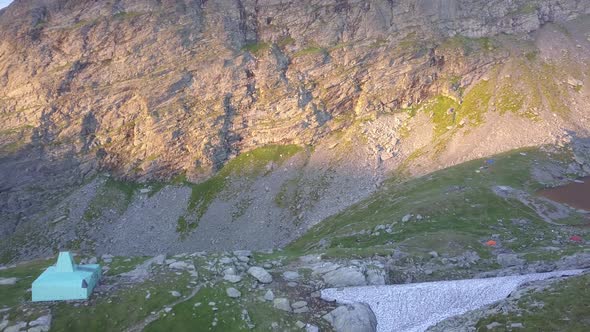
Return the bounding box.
[32,252,101,302]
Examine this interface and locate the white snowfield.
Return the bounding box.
[321,269,585,332]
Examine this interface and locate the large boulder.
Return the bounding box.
[323,303,377,332]
[247,266,273,283]
[323,267,367,287]
[497,253,525,267]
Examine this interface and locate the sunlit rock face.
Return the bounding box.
[0,0,589,254]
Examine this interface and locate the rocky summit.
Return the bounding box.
[1,0,590,331]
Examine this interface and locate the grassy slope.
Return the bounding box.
[287,147,588,262]
[476,274,590,331]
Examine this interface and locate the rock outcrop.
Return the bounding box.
[1,0,590,259]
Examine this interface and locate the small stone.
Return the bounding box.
[170,291,181,297]
[219,257,233,264]
[164,307,172,313]
[282,271,300,281]
[226,287,241,298]
[401,214,412,222]
[273,298,291,312]
[511,323,524,328]
[429,251,439,258]
[264,290,274,301]
[271,322,279,329]
[292,301,307,309]
[294,306,310,314]
[237,256,250,263]
[0,277,18,285]
[296,321,306,328]
[169,261,192,270]
[486,322,502,329]
[306,324,319,332]
[208,302,216,306]
[224,274,242,283]
[194,302,202,307]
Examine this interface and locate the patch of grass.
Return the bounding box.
[113,11,142,20]
[421,96,461,137]
[181,145,303,234]
[440,36,497,55]
[459,79,492,125]
[525,50,538,61]
[277,36,295,48]
[0,258,53,309]
[476,274,590,331]
[241,41,271,56]
[496,82,525,115]
[293,45,326,57]
[51,273,191,331]
[106,256,150,275]
[145,280,304,331]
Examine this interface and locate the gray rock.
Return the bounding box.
[264,290,275,301]
[237,256,250,263]
[226,287,241,298]
[366,269,385,286]
[292,301,307,309]
[87,257,98,264]
[486,321,503,329]
[310,262,341,275]
[4,322,27,332]
[429,251,439,258]
[223,274,242,283]
[511,323,524,328]
[282,271,300,281]
[152,254,166,265]
[323,303,377,332]
[248,267,273,283]
[497,254,525,267]
[273,298,292,312]
[170,291,181,297]
[233,250,252,257]
[294,306,310,314]
[323,267,367,287]
[168,261,192,270]
[219,257,233,264]
[0,277,18,285]
[306,324,320,332]
[402,214,412,222]
[29,315,51,329]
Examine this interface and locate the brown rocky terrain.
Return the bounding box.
[1,0,590,260]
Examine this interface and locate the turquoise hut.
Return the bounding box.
[32,252,101,302]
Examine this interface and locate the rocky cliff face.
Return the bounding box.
[1,0,590,259]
